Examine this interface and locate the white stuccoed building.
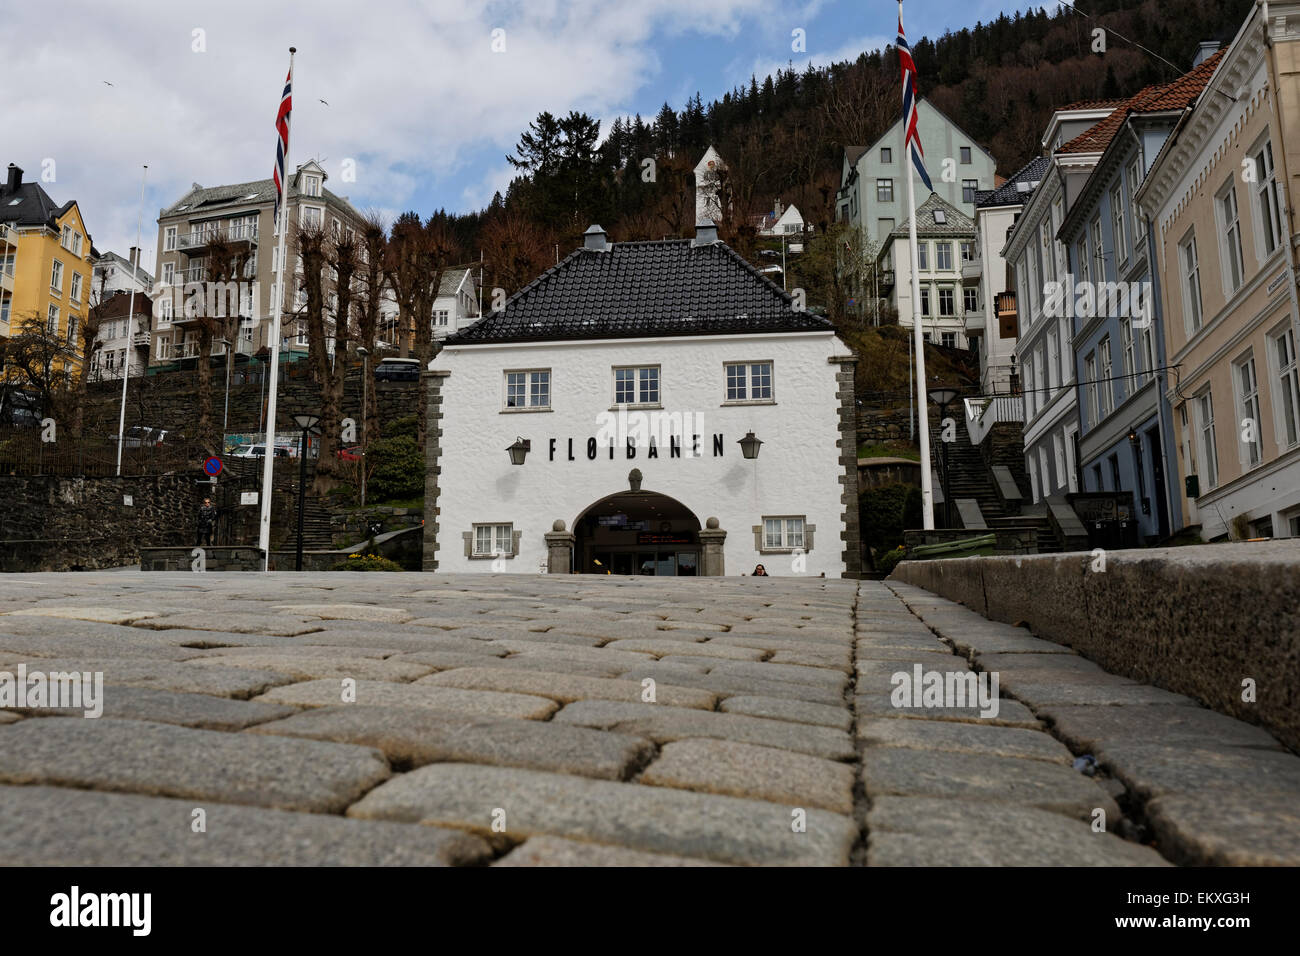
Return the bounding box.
[423,222,861,577]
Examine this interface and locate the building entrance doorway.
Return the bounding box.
[573,490,701,575]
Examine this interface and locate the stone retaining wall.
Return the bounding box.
[890,541,1300,752]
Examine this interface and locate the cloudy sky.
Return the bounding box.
[3,0,1028,266]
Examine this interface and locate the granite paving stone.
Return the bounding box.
[866,796,1169,866]
[493,835,724,866]
[1143,792,1300,866]
[618,668,845,704]
[419,666,717,709]
[554,700,855,759]
[603,638,767,661]
[640,739,854,813]
[347,763,857,865]
[248,705,653,779]
[861,748,1119,821]
[0,718,391,812]
[255,679,558,720]
[719,695,852,730]
[0,785,490,866]
[192,653,434,682]
[6,685,296,730]
[857,717,1074,764]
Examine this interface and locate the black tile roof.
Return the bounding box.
[974,156,1051,209]
[0,176,76,230]
[446,237,832,345]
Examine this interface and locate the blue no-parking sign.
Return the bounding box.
[203,456,223,477]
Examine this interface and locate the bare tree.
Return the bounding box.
[356,212,388,443]
[480,210,554,296]
[822,60,894,150]
[189,231,250,454]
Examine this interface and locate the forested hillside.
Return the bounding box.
[435,0,1253,302]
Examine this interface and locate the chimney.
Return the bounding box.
[129,246,140,269]
[583,224,608,251]
[1192,41,1220,68]
[774,198,783,219]
[4,164,21,196]
[693,220,719,246]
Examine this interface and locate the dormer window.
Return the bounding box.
[304,175,321,197]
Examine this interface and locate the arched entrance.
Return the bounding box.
[573,489,702,576]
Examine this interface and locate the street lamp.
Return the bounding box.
[506,437,531,465]
[738,431,763,459]
[928,387,959,528]
[291,412,321,571]
[356,346,369,508]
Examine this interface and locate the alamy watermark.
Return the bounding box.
[0,664,103,718]
[595,407,707,457]
[1043,274,1153,327]
[890,663,1000,718]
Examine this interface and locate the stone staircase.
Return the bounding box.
[281,495,336,552]
[927,407,1062,553]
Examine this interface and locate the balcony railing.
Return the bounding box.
[964,393,1025,445]
[961,257,982,282]
[994,290,1018,339]
[132,330,150,348]
[176,222,259,252]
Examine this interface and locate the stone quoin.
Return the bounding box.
[423,222,862,577]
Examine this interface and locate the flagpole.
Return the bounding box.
[900,1,934,529]
[259,46,296,570]
[115,164,147,476]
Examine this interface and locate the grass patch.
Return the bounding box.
[857,441,920,461]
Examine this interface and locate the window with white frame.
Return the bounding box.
[304,174,322,198]
[1254,139,1283,257]
[46,304,59,334]
[725,362,773,402]
[917,243,928,271]
[1217,179,1245,294]
[1098,336,1113,418]
[164,226,177,252]
[1120,318,1135,397]
[1025,357,1037,418]
[61,225,73,250]
[919,286,931,316]
[157,336,170,360]
[936,242,952,271]
[941,331,956,348]
[1197,389,1218,490]
[963,287,978,313]
[1180,231,1203,333]
[614,365,660,405]
[505,369,550,409]
[66,315,78,347]
[963,179,978,203]
[938,287,955,316]
[762,516,805,550]
[1089,217,1103,278]
[1084,352,1097,428]
[1047,329,1059,393]
[160,296,174,325]
[1235,353,1262,469]
[1128,159,1145,243]
[1140,324,1156,384]
[70,272,82,302]
[1110,184,1127,263]
[876,179,893,203]
[295,322,308,347]
[960,241,975,262]
[434,309,449,327]
[50,259,63,293]
[301,206,323,230]
[1273,326,1300,448]
[1039,219,1055,285]
[162,262,175,285]
[73,232,82,256]
[1077,236,1090,287]
[472,523,514,556]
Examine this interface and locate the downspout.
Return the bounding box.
[1127,116,1179,536]
[1260,1,1300,353]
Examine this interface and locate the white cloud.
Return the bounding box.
[0,0,774,264]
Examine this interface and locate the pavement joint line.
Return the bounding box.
[885,580,1169,862]
[847,583,869,868]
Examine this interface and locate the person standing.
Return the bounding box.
[197,497,217,547]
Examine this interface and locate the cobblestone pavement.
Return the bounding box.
[0,572,1296,866]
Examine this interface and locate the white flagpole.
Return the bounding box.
[115,164,148,476]
[259,46,296,569]
[901,2,934,529]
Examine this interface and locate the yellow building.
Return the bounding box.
[0,162,93,374]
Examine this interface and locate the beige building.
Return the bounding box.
[1139,4,1300,539]
[151,160,367,366]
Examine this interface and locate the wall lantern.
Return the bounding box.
[738,431,763,459]
[506,437,531,465]
[1127,429,1139,448]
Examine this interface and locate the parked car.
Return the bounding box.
[374,358,420,381]
[233,443,293,459]
[337,445,363,462]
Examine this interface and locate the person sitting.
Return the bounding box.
[751,564,769,576]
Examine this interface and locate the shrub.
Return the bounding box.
[860,481,923,552]
[876,546,906,576]
[331,553,403,572]
[367,435,423,502]
[385,415,419,441]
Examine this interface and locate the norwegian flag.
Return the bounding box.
[272,67,293,221]
[897,10,933,192]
